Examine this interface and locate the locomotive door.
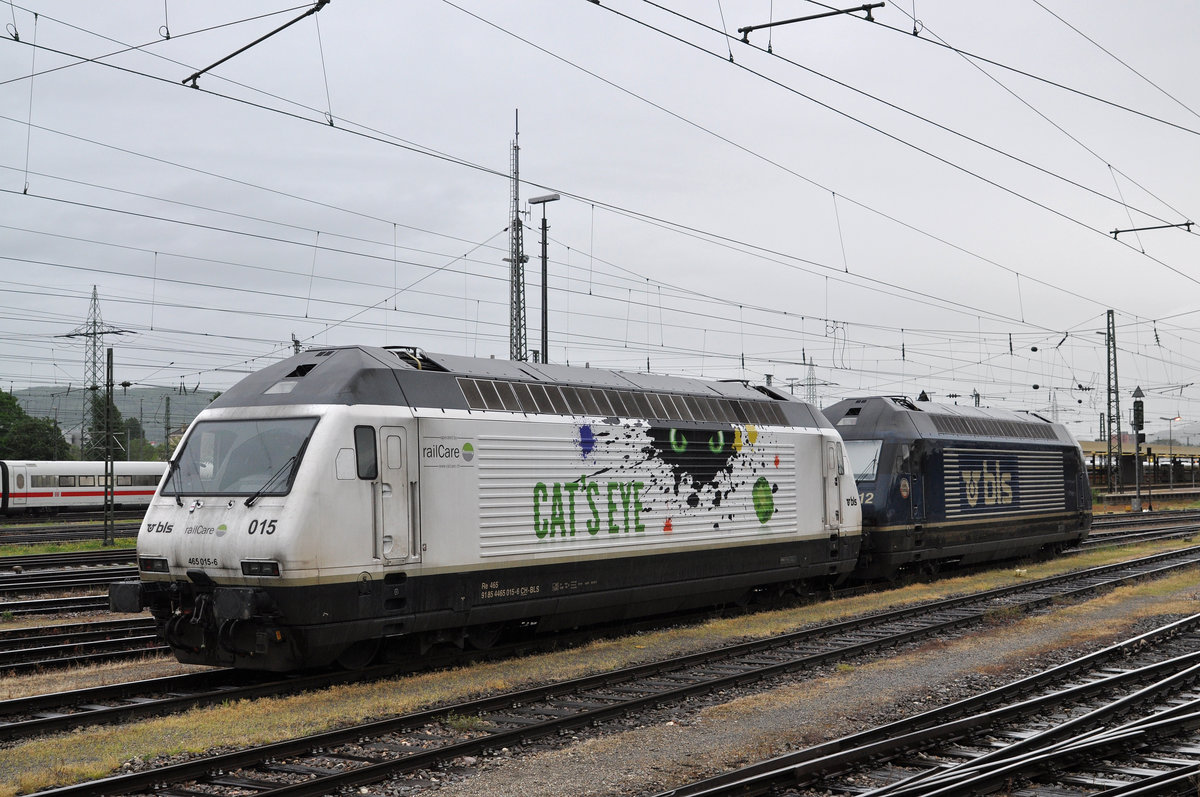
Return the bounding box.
[824,440,844,529]
[909,473,925,521]
[379,426,418,564]
[907,445,925,522]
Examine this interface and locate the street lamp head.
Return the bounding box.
[529,193,560,205]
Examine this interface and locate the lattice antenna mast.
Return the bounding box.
[805,357,818,407]
[1106,309,1123,493]
[60,286,130,459]
[504,111,528,362]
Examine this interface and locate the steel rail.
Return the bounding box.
[0,523,140,544]
[0,595,109,615]
[0,565,137,595]
[0,548,136,571]
[0,616,150,642]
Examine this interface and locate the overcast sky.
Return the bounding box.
[2,1,1199,441]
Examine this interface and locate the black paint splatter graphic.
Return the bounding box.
[643,425,739,501]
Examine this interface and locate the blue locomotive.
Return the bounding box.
[823,396,1092,579]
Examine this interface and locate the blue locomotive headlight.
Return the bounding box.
[241,560,281,577]
[138,557,169,573]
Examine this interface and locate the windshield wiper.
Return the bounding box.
[244,456,297,507]
[165,458,183,507]
[857,451,880,482]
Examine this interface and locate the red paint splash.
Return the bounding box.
[663,518,674,534]
[774,454,780,468]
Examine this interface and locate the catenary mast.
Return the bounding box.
[504,111,528,362]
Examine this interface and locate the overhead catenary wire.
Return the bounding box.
[442,1,1138,317]
[883,1,1196,227]
[0,5,1170,337]
[632,1,1196,247]
[1029,0,1200,125]
[1,3,1196,431]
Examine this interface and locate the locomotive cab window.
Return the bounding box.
[163,417,319,497]
[354,425,378,480]
[844,439,884,482]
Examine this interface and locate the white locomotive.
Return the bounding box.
[1,459,165,515]
[110,347,861,670]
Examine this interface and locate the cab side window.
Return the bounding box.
[354,426,378,480]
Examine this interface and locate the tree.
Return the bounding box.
[124,415,144,444]
[0,392,71,460]
[3,416,72,460]
[0,391,22,436]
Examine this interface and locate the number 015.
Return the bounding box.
[249,519,277,535]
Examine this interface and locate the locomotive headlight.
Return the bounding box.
[138,557,170,573]
[241,560,281,577]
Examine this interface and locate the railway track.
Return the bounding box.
[1091,508,1200,530]
[0,617,166,675]
[0,548,136,571]
[0,551,137,616]
[0,594,110,616]
[0,564,137,596]
[660,613,1200,797]
[1079,523,1199,548]
[0,667,392,742]
[22,544,1200,797]
[0,510,145,527]
[0,522,139,545]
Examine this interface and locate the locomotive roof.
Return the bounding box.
[210,346,830,428]
[823,395,1078,447]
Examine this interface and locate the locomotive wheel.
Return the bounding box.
[336,638,381,670]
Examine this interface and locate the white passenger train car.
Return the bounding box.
[111,347,861,671]
[1,460,165,514]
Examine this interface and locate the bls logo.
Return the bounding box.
[145,521,174,534]
[963,461,1013,508]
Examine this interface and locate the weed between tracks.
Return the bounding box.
[0,537,1197,795]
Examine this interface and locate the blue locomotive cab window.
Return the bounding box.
[844,439,884,483]
[164,417,318,496]
[354,426,378,480]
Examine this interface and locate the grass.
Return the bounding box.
[0,652,195,702]
[0,537,1197,795]
[0,538,136,558]
[445,713,489,733]
[981,606,1025,626]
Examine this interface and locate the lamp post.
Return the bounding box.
[529,193,559,364]
[1161,415,1181,490]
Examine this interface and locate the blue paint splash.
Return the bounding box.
[578,425,596,459]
